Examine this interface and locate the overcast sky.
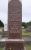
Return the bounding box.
[0,0,31,25]
[0,0,8,24]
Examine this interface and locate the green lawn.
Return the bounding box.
[0,48,2,50]
[22,31,31,36]
[22,29,31,50]
[26,43,31,50]
[22,29,31,36]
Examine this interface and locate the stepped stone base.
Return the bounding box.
[5,39,24,50]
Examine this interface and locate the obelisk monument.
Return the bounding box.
[5,0,24,50]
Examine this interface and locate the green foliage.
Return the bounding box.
[27,21,31,26]
[0,20,4,27]
[22,21,31,28]
[22,22,27,28]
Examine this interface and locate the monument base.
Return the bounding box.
[5,39,24,50]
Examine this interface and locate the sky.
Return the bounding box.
[0,0,31,25]
[22,0,31,22]
[0,0,8,24]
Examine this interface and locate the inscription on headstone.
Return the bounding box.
[8,0,22,39]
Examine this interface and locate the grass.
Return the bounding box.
[22,29,31,36]
[22,29,31,50]
[22,31,31,36]
[0,48,2,50]
[26,43,31,50]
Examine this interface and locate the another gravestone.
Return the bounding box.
[5,0,24,50]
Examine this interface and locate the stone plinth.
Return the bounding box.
[5,39,24,50]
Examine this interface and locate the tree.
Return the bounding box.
[22,22,27,28]
[0,20,4,27]
[27,21,31,26]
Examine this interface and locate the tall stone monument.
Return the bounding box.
[5,0,24,50]
[8,0,22,39]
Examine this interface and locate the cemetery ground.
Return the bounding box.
[22,28,31,36]
[0,43,31,50]
[0,28,31,50]
[25,43,31,50]
[22,28,31,50]
[0,48,2,50]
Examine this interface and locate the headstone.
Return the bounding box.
[8,0,22,39]
[5,0,24,50]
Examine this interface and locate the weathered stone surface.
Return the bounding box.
[5,42,24,50]
[8,0,22,39]
[6,39,24,50]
